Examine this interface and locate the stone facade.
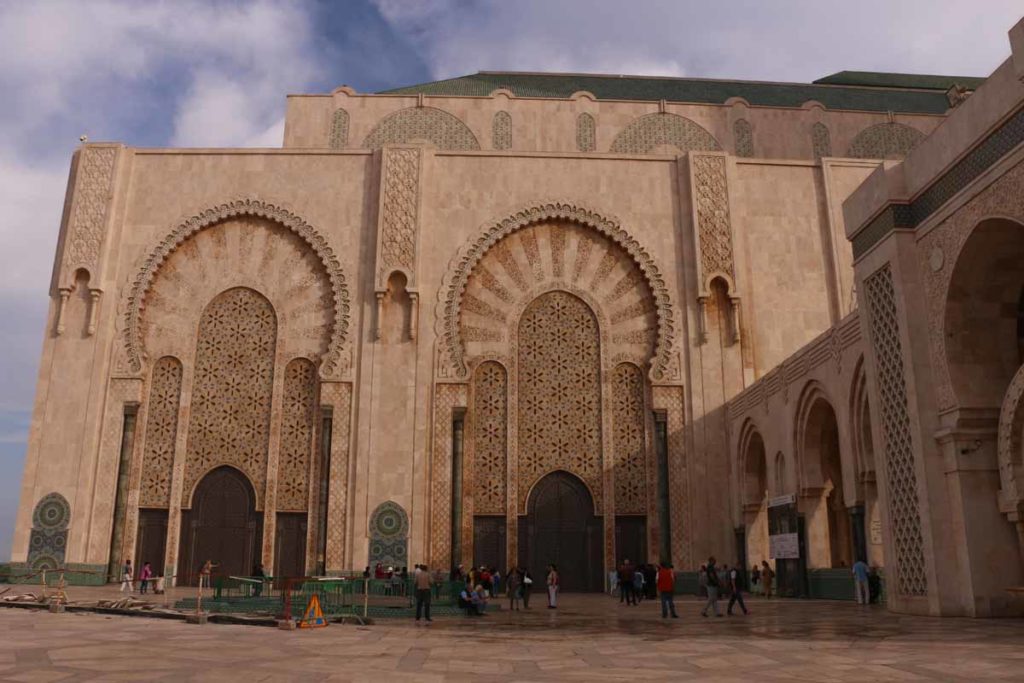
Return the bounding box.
[14,22,1024,614]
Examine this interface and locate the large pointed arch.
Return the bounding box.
[122,198,351,378]
[439,201,677,380]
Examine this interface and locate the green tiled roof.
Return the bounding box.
[813,70,985,91]
[378,70,984,115]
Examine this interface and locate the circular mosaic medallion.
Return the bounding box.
[31,555,60,571]
[33,493,71,531]
[370,501,408,538]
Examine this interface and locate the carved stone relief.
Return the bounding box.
[848,123,925,159]
[492,111,512,150]
[692,154,736,282]
[864,265,927,596]
[576,113,596,152]
[376,147,422,289]
[811,122,832,160]
[63,146,117,282]
[124,199,350,380]
[182,288,277,509]
[612,363,646,514]
[470,362,508,514]
[733,119,754,158]
[277,359,317,513]
[610,113,721,154]
[329,108,350,149]
[139,357,183,508]
[439,203,677,381]
[518,291,603,512]
[321,381,352,571]
[363,106,480,150]
[652,385,689,568]
[429,383,467,566]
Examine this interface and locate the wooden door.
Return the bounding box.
[178,466,261,585]
[274,512,308,579]
[135,509,168,576]
[525,472,602,592]
[614,515,647,567]
[473,516,506,573]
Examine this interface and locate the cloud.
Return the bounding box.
[373,0,1023,83]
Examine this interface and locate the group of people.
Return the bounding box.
[613,560,682,618]
[117,559,161,594]
[697,556,750,617]
[448,563,560,616]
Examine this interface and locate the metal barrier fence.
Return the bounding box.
[280,577,464,621]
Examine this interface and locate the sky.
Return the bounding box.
[0,0,1020,561]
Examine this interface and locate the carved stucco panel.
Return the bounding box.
[321,381,353,571]
[429,383,468,567]
[63,146,117,282]
[653,384,688,568]
[691,154,735,284]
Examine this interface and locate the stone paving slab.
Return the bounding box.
[2,593,1024,681]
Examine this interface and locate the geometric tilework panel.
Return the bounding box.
[139,357,183,508]
[864,265,927,596]
[610,113,721,154]
[27,492,71,569]
[518,291,603,512]
[612,363,646,514]
[363,107,480,151]
[183,287,277,508]
[471,361,507,514]
[329,108,350,149]
[368,500,409,569]
[276,359,317,512]
[848,123,925,160]
[492,111,512,150]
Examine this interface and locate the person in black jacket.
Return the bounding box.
[701,556,722,617]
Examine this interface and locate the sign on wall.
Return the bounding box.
[769,532,800,559]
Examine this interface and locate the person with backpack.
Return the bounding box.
[701,556,722,617]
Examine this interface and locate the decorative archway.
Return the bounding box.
[440,201,676,380]
[122,198,350,378]
[521,471,603,592]
[362,106,480,150]
[178,466,260,586]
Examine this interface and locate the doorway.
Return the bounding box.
[178,466,261,585]
[519,471,602,592]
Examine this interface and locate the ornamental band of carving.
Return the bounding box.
[276,359,318,512]
[492,111,512,150]
[864,265,927,596]
[576,113,596,152]
[440,202,677,380]
[329,108,350,149]
[123,199,351,378]
[64,146,117,279]
[471,362,508,514]
[430,383,467,566]
[377,147,421,287]
[811,122,832,160]
[612,363,646,514]
[692,154,735,281]
[733,119,754,158]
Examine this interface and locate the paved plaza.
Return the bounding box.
[1,592,1023,681]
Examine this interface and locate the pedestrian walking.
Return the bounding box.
[138,562,152,595]
[727,564,749,615]
[761,560,775,599]
[698,564,708,598]
[120,559,133,593]
[492,567,501,597]
[852,558,870,605]
[657,562,679,618]
[619,560,636,606]
[414,563,433,622]
[252,563,266,597]
[701,556,722,617]
[507,565,522,611]
[632,565,646,603]
[751,564,761,595]
[546,564,559,608]
[522,569,533,609]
